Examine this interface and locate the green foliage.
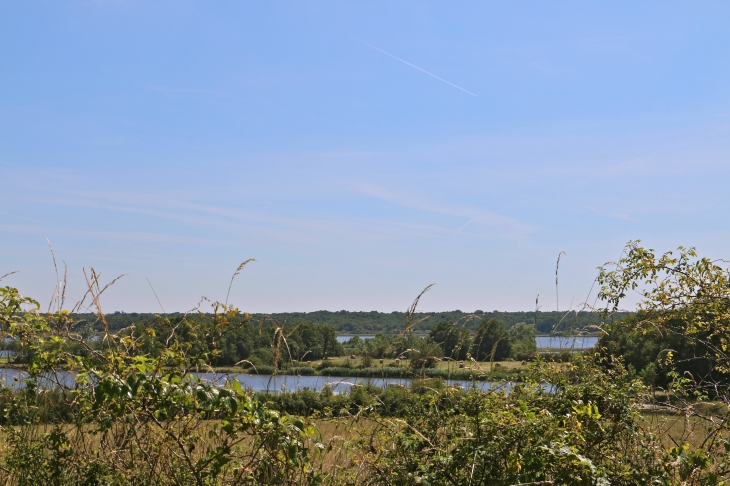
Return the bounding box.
[314,365,500,381]
[339,357,716,485]
[598,241,730,400]
[286,366,317,376]
[0,286,325,485]
[120,314,343,367]
[5,240,730,484]
[243,364,275,374]
[428,321,471,360]
[284,322,343,361]
[509,321,538,360]
[597,312,707,387]
[472,318,512,361]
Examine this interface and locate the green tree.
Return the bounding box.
[597,241,730,400]
[428,321,471,360]
[508,321,537,360]
[472,318,511,361]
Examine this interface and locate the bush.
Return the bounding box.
[248,348,272,367]
[244,364,274,374]
[316,360,337,371]
[339,357,686,485]
[0,286,324,485]
[409,356,438,369]
[287,366,316,376]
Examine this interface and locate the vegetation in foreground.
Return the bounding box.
[0,240,729,484]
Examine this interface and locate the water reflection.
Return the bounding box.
[193,372,504,394]
[338,335,599,349]
[0,368,76,390]
[535,336,598,349]
[336,335,375,343]
[0,368,504,394]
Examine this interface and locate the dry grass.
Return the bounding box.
[640,410,730,450]
[0,416,370,483]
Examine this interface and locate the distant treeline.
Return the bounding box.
[90,309,621,335]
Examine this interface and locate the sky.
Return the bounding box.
[2,2,730,313]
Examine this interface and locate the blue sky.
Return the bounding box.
[2,2,730,313]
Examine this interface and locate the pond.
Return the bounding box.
[535,336,599,349]
[0,368,504,394]
[0,369,76,389]
[338,335,599,349]
[195,373,504,393]
[336,335,375,343]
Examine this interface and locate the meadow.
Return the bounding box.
[1,241,729,485]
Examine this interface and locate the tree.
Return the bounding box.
[598,240,730,400]
[508,322,537,360]
[428,321,471,360]
[472,318,511,361]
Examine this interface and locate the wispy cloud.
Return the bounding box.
[0,211,151,250]
[1,183,461,251]
[0,222,244,248]
[583,206,636,222]
[146,85,219,96]
[351,183,535,242]
[360,41,477,97]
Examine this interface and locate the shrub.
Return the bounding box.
[316,360,337,371]
[244,364,275,374]
[338,357,685,485]
[287,366,316,376]
[0,286,323,485]
[409,356,438,369]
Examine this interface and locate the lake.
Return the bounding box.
[336,335,375,343]
[195,373,505,393]
[536,336,598,349]
[0,368,504,394]
[337,335,599,349]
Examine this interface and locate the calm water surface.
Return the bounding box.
[336,335,375,343]
[193,373,503,393]
[338,335,599,349]
[536,336,598,349]
[0,369,76,389]
[0,368,503,394]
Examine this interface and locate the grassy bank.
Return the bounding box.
[230,358,526,381]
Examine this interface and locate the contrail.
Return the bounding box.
[361,41,477,97]
[451,215,486,239]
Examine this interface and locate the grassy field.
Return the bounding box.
[314,412,730,476]
[212,358,527,375]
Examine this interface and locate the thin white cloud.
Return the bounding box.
[583,207,636,222]
[360,41,477,97]
[350,183,535,242]
[1,185,459,249]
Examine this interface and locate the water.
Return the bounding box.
[536,336,598,349]
[336,335,375,343]
[0,369,76,390]
[338,334,599,349]
[194,372,503,394]
[0,368,503,394]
